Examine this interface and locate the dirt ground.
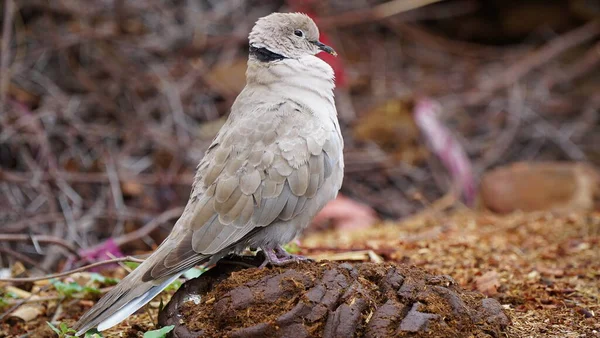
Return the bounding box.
[159,259,508,338]
[1,206,597,337]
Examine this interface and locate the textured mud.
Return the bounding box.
[158,256,509,338]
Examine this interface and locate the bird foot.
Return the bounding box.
[259,245,312,268]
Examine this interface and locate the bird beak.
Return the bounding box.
[311,40,337,56]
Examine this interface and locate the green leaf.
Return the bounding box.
[59,322,76,334]
[143,325,175,338]
[164,279,182,291]
[89,273,119,285]
[46,321,77,337]
[124,261,141,270]
[183,267,206,279]
[52,280,83,297]
[84,329,103,338]
[283,241,301,254]
[0,291,17,309]
[47,322,61,335]
[52,280,101,298]
[82,286,101,295]
[86,334,103,338]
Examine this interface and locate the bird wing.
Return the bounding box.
[143,100,342,280]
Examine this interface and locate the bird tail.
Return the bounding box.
[73,264,181,336]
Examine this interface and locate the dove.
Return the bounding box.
[73,12,343,336]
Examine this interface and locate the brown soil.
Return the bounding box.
[158,256,508,338]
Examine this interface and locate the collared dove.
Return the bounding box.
[74,12,343,336]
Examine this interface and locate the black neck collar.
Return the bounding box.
[249,45,287,62]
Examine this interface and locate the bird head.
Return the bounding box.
[248,12,337,61]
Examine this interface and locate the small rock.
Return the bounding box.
[480,162,599,213]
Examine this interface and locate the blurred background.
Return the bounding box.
[0,0,599,273]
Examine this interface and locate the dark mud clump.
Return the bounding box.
[158,256,509,338]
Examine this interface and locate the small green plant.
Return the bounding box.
[51,280,101,298]
[89,273,119,286]
[0,291,18,308]
[164,279,182,292]
[143,325,175,338]
[283,241,301,254]
[47,321,76,338]
[0,292,19,309]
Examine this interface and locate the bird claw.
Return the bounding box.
[259,245,312,268]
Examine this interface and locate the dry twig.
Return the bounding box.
[0,256,144,283]
[466,19,600,105]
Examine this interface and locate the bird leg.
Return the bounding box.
[259,245,312,268]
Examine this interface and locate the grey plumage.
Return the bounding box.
[73,12,343,336]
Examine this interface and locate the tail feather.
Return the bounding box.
[73,268,179,336]
[95,273,181,332]
[73,235,226,336]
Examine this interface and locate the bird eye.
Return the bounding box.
[294,29,304,37]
